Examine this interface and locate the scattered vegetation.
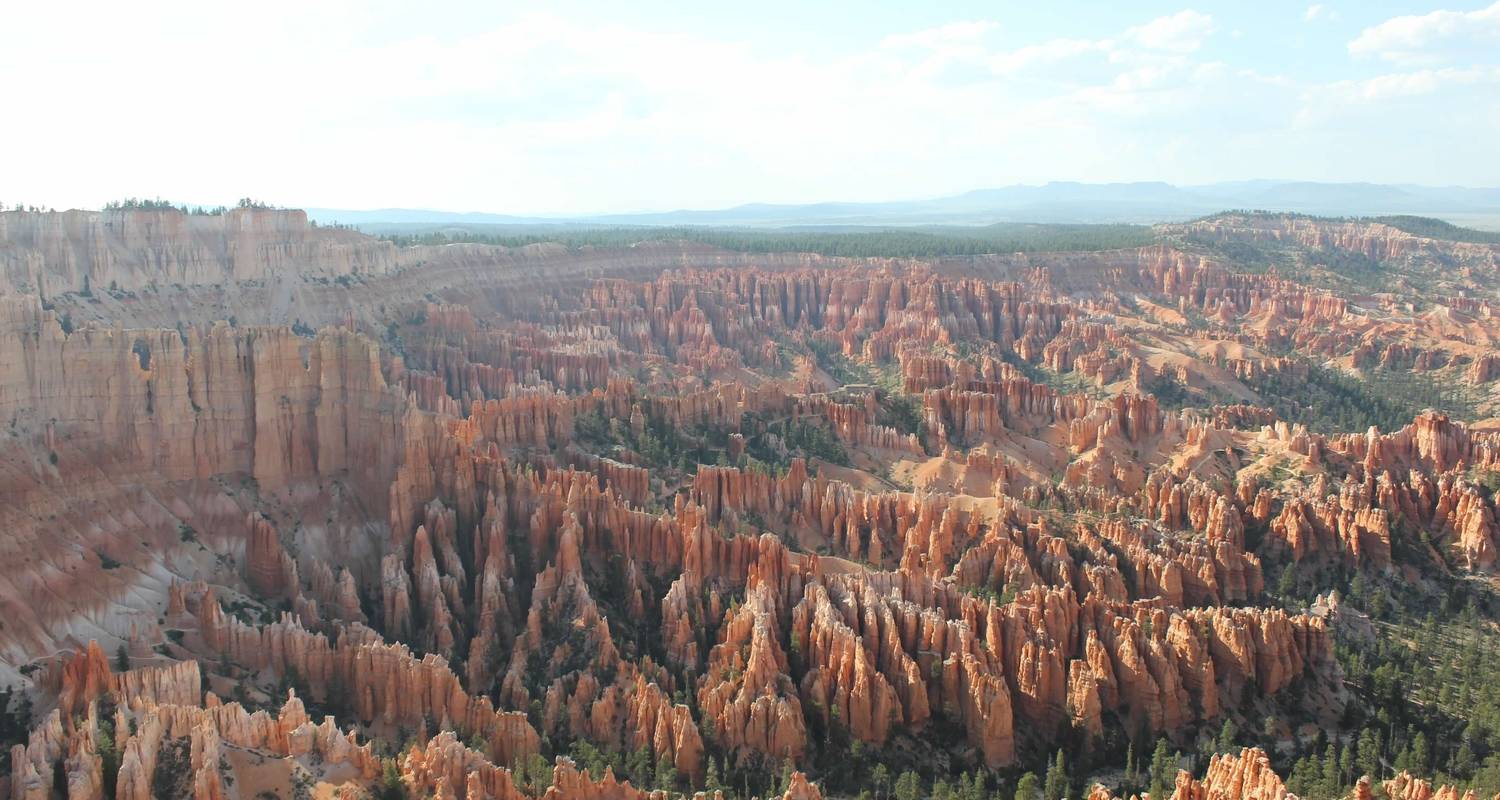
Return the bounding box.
[375,222,1156,257]
[808,339,873,385]
[103,197,276,214]
[1140,374,1197,410]
[1240,362,1475,433]
[877,388,925,438]
[151,739,193,799]
[1266,549,1500,798]
[0,686,33,774]
[781,419,850,467]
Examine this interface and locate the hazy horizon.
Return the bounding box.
[310,179,1500,217]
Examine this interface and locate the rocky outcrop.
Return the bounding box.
[1383,772,1483,800]
[698,583,808,765]
[1170,747,1295,800]
[400,731,526,800]
[790,582,904,746]
[1087,747,1296,800]
[195,587,542,768]
[56,640,113,724]
[1266,493,1392,567]
[781,771,825,800]
[245,512,296,597]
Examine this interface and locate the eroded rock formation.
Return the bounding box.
[5,207,1499,800]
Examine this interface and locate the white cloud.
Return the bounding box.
[986,38,1106,75]
[1123,9,1216,53]
[1304,5,1339,23]
[1349,1,1500,63]
[1307,66,1500,104]
[881,20,997,50]
[929,10,1218,78]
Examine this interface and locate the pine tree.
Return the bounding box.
[1045,750,1070,800]
[706,759,724,794]
[1277,565,1298,598]
[98,721,120,798]
[1410,732,1430,775]
[1217,718,1238,753]
[1322,743,1342,798]
[1453,739,1478,778]
[895,770,922,800]
[1474,753,1500,797]
[625,747,653,788]
[656,754,677,791]
[962,771,988,800]
[1287,755,1316,797]
[1357,728,1382,781]
[872,764,890,800]
[1149,739,1175,800]
[1016,771,1041,800]
[377,759,408,800]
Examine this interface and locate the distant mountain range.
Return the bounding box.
[305,181,1500,230]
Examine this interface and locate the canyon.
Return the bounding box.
[0,207,1498,799]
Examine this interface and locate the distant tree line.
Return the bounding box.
[375,222,1156,257]
[1366,215,1500,245]
[1188,211,1500,245]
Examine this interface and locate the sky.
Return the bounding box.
[2,0,1498,215]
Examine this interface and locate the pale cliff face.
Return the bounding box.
[0,207,398,295]
[0,296,400,485]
